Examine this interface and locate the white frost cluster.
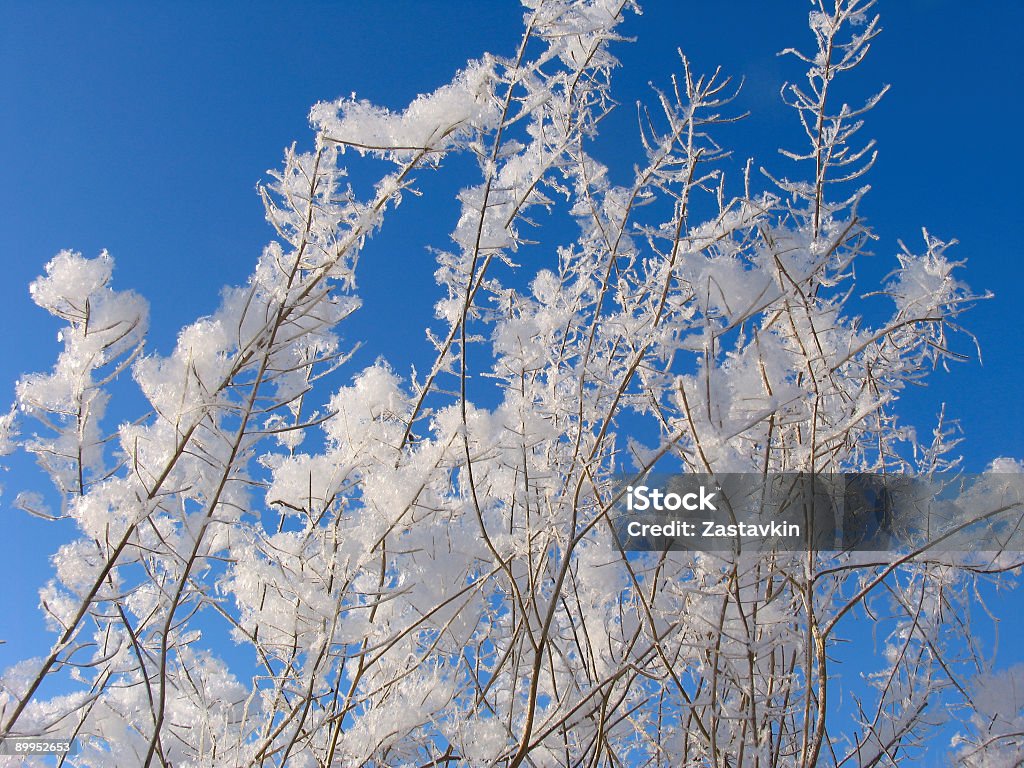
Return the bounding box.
[311,60,499,159]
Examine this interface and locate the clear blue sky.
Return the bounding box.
[1,0,1021,742]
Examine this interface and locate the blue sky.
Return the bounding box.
[1,0,1022,749]
[2,2,1020,457]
